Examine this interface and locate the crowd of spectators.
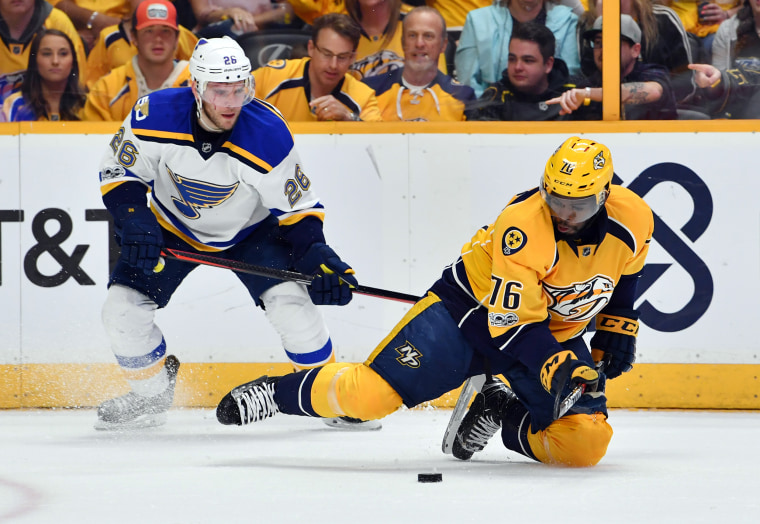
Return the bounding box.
[2,0,760,122]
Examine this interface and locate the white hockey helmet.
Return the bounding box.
[189,37,255,108]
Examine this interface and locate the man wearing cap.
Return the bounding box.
[546,14,678,120]
[84,0,192,121]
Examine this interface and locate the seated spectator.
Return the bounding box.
[363,6,474,121]
[84,0,191,121]
[546,14,678,120]
[663,0,741,61]
[2,28,86,121]
[689,61,760,117]
[427,0,585,30]
[712,0,760,69]
[85,9,198,89]
[455,0,580,97]
[466,22,578,121]
[188,0,295,39]
[253,13,382,121]
[0,0,86,104]
[578,0,695,105]
[285,0,347,26]
[52,0,139,51]
[346,0,447,80]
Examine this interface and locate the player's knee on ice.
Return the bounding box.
[525,413,613,467]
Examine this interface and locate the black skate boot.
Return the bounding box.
[95,355,180,430]
[452,377,517,460]
[216,376,280,425]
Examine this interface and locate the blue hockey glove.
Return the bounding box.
[540,350,599,398]
[296,243,357,306]
[590,308,639,379]
[115,205,164,275]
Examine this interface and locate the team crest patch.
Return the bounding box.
[593,151,605,170]
[395,342,422,368]
[502,227,527,255]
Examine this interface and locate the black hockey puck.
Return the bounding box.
[417,473,442,483]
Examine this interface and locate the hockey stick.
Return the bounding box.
[441,374,487,455]
[159,247,420,304]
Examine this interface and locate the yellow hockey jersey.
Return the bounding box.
[85,22,198,89]
[253,57,382,121]
[432,184,653,372]
[425,0,491,29]
[84,57,191,121]
[363,68,475,121]
[0,6,87,103]
[349,19,447,80]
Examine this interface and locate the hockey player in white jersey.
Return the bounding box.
[96,36,375,430]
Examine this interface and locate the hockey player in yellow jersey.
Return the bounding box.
[83,0,191,121]
[363,6,474,121]
[253,13,382,122]
[217,136,654,468]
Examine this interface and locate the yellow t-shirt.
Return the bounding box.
[670,0,740,38]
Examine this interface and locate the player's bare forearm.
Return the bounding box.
[621,82,663,105]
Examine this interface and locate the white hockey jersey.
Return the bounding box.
[98,87,325,251]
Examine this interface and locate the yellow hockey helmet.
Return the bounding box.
[540,137,613,224]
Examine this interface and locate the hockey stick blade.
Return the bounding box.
[442,374,487,455]
[160,248,419,304]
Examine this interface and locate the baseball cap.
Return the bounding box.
[134,0,178,31]
[583,14,642,45]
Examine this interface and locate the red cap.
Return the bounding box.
[134,0,178,31]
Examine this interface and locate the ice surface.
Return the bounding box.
[1,408,758,523]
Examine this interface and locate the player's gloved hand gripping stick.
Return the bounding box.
[154,247,419,304]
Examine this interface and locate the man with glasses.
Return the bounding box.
[546,14,677,120]
[95,36,361,430]
[252,13,382,121]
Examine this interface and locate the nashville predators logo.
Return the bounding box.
[502,227,527,255]
[349,49,404,80]
[395,343,422,368]
[167,166,238,219]
[593,151,606,170]
[543,274,615,322]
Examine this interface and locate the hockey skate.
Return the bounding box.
[216,376,280,425]
[95,355,180,430]
[322,416,382,431]
[452,377,517,460]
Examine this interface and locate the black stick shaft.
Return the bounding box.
[161,248,419,304]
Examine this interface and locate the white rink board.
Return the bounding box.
[0,131,757,365]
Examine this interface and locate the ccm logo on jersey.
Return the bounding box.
[502,227,527,255]
[489,312,518,327]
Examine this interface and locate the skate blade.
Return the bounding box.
[94,412,168,431]
[442,374,486,455]
[323,417,382,431]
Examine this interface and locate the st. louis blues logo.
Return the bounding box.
[395,342,422,368]
[167,166,238,219]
